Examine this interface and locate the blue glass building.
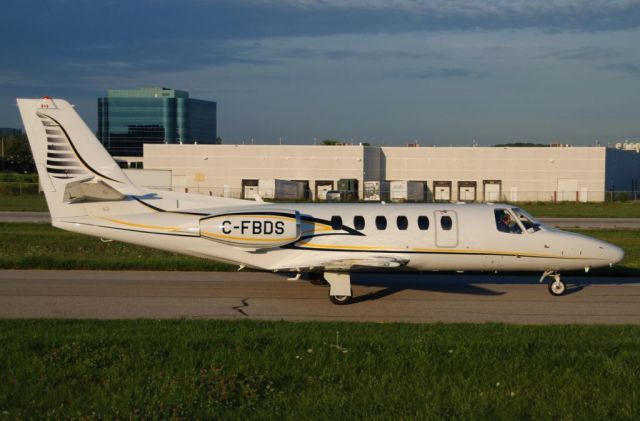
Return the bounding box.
[98,87,217,156]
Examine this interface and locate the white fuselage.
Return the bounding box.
[54,199,624,274]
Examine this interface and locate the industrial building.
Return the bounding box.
[98,87,217,157]
[142,144,640,202]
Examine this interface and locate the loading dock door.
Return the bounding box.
[484,181,501,202]
[316,181,334,201]
[434,181,452,202]
[458,181,477,202]
[435,210,458,247]
[242,179,259,199]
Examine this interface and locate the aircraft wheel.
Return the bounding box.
[308,272,329,286]
[548,279,566,296]
[329,292,352,305]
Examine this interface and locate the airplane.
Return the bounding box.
[16,97,625,304]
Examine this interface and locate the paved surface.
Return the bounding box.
[0,212,51,223]
[540,217,640,229]
[1,270,639,324]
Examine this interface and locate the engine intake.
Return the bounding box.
[200,209,301,248]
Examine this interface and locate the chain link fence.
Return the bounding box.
[1,181,638,203]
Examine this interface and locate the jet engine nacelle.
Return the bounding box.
[200,209,301,248]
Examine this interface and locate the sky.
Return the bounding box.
[1,0,640,146]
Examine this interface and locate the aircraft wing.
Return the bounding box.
[272,255,409,272]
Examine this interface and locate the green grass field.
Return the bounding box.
[0,223,638,274]
[1,320,639,419]
[0,194,48,212]
[0,223,234,271]
[520,201,640,218]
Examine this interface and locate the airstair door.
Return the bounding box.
[435,210,458,247]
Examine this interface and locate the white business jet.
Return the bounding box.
[17,98,624,304]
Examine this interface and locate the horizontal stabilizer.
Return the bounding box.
[63,178,125,203]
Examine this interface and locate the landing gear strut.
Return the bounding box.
[539,270,566,296]
[325,272,353,305]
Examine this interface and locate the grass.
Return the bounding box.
[1,320,639,419]
[0,194,48,212]
[518,201,640,218]
[0,223,638,274]
[0,223,234,271]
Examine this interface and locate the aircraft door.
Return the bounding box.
[435,210,458,247]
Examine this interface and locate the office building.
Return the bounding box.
[98,87,216,156]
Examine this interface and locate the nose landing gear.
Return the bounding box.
[540,270,566,296]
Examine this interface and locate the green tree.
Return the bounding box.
[1,133,35,173]
[215,136,222,144]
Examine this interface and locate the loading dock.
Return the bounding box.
[241,179,259,199]
[315,181,334,201]
[458,181,477,202]
[483,180,502,202]
[434,181,452,202]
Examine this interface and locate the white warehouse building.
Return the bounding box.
[141,144,640,202]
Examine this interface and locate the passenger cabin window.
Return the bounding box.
[417,216,429,230]
[354,216,365,230]
[511,208,541,233]
[331,216,342,230]
[494,209,522,234]
[397,216,408,230]
[440,215,453,231]
[375,216,387,230]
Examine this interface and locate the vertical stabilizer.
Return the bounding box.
[16,97,142,218]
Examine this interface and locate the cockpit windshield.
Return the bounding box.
[511,208,542,233]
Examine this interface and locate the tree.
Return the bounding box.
[321,139,344,145]
[1,132,35,173]
[215,136,222,144]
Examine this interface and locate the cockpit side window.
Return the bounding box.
[511,208,541,233]
[494,209,522,234]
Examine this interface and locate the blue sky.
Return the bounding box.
[2,0,640,145]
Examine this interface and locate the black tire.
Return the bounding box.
[329,292,353,305]
[548,279,566,296]
[308,272,329,286]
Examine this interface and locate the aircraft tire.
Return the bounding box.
[308,272,329,286]
[329,292,353,305]
[548,279,566,296]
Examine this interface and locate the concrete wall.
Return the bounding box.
[382,146,607,202]
[141,144,630,202]
[144,144,366,199]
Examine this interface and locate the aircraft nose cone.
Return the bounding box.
[607,244,625,265]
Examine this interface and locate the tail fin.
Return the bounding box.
[16,97,142,218]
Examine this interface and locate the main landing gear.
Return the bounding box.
[324,272,353,305]
[539,270,566,296]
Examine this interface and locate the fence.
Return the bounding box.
[1,181,638,203]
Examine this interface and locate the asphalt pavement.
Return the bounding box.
[1,270,639,324]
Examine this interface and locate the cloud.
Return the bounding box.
[605,62,640,77]
[386,67,483,79]
[248,0,640,18]
[542,46,619,61]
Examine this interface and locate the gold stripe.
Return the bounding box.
[202,231,297,242]
[100,217,181,232]
[298,242,602,260]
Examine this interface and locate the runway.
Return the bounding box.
[1,212,639,228]
[1,270,639,324]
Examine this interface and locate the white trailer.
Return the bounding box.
[259,179,306,200]
[390,180,425,202]
[364,181,390,201]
